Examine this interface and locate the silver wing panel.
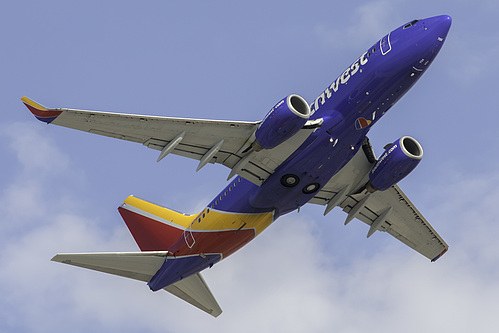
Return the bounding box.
[310,140,448,261]
[340,186,448,261]
[44,105,315,185]
[52,108,257,162]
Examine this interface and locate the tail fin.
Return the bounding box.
[52,252,223,317]
[118,196,193,251]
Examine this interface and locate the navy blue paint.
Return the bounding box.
[152,16,452,287]
[147,254,221,291]
[369,137,422,191]
[35,115,57,124]
[212,16,451,218]
[255,95,309,150]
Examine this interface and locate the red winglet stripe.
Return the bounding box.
[23,102,63,118]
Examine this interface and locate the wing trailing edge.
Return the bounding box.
[52,251,222,317]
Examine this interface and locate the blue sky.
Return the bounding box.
[2,1,499,332]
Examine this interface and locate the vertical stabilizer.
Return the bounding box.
[118,196,193,251]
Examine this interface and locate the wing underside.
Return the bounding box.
[22,97,316,185]
[310,139,448,261]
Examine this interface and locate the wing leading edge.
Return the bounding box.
[21,97,317,186]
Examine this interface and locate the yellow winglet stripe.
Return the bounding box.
[21,96,48,111]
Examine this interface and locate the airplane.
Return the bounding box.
[22,15,451,317]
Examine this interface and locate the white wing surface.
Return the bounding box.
[22,97,316,185]
[310,139,448,261]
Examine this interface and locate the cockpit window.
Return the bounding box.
[403,19,420,29]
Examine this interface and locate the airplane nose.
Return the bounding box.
[427,15,452,39]
[396,15,452,74]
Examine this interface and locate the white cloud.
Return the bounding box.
[2,180,46,221]
[2,120,499,333]
[2,122,70,176]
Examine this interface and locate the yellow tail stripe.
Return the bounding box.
[123,196,194,229]
[123,196,274,235]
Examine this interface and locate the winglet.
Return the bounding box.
[431,248,448,262]
[21,96,62,124]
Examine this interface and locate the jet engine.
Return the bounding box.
[367,136,423,192]
[253,94,311,151]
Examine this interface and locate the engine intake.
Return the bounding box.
[253,94,311,151]
[367,136,423,192]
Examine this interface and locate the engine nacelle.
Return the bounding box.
[253,94,311,151]
[367,136,423,192]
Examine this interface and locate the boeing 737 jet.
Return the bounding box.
[22,15,452,317]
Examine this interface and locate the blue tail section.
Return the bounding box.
[148,254,221,291]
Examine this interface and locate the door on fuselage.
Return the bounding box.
[380,33,392,55]
[184,222,196,248]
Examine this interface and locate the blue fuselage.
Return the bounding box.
[120,16,452,292]
[209,15,451,219]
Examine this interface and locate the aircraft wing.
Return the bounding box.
[22,97,317,185]
[52,251,222,317]
[309,139,448,262]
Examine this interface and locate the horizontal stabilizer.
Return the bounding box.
[165,273,222,317]
[52,251,222,317]
[52,251,167,282]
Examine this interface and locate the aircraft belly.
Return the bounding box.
[249,131,362,216]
